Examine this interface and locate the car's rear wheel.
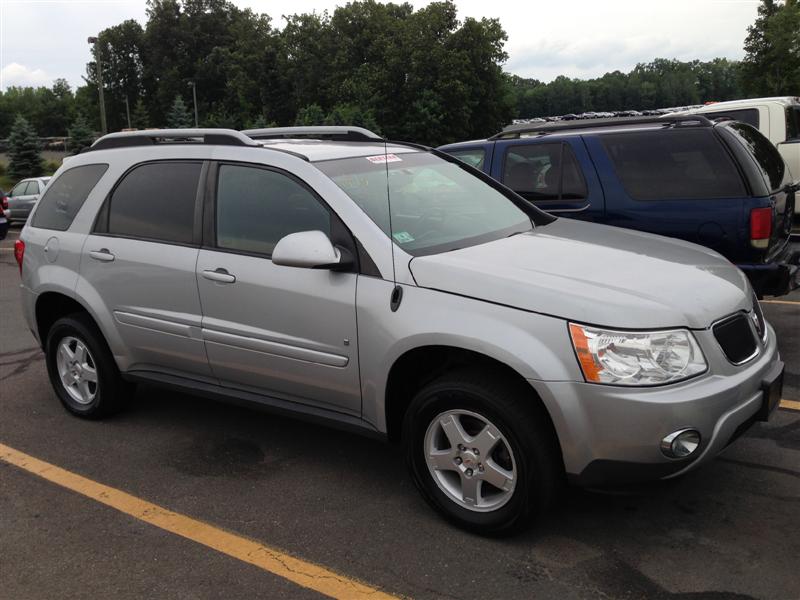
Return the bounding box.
[45,313,132,418]
[404,369,561,535]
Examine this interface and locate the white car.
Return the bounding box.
[674,97,800,212]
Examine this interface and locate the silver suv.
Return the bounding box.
[17,127,784,534]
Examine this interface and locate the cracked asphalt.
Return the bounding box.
[1,225,799,600]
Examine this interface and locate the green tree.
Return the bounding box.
[67,114,95,154]
[131,99,150,129]
[741,0,800,95]
[166,95,193,128]
[294,104,326,126]
[8,116,44,180]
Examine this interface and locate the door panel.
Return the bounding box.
[197,249,361,414]
[80,235,213,379]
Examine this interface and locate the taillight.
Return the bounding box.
[750,207,772,249]
[1,195,7,210]
[14,239,25,274]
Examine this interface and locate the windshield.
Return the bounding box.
[316,151,532,255]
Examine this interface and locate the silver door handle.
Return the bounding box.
[202,268,236,284]
[89,249,115,262]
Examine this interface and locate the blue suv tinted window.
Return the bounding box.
[601,129,746,200]
[32,164,108,231]
[727,123,786,192]
[503,142,586,201]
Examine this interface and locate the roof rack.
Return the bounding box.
[87,129,258,152]
[243,126,384,142]
[489,115,713,140]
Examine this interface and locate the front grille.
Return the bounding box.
[713,313,758,365]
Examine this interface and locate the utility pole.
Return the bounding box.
[124,95,131,129]
[87,36,107,134]
[189,81,199,127]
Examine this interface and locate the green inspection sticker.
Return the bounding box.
[392,231,415,243]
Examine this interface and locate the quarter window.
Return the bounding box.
[503,142,587,201]
[449,148,486,169]
[601,129,746,200]
[215,164,330,256]
[32,164,108,231]
[105,161,201,244]
[728,123,786,192]
[787,106,799,141]
[704,108,760,129]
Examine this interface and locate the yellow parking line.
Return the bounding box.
[0,443,400,600]
[760,300,800,306]
[780,399,800,411]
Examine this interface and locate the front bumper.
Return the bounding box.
[529,322,781,486]
[739,241,800,298]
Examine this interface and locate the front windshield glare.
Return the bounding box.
[316,152,532,255]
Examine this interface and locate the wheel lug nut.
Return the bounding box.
[478,464,484,472]
[466,468,473,477]
[473,448,479,455]
[455,457,462,465]
[458,444,465,451]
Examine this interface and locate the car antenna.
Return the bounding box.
[384,137,403,312]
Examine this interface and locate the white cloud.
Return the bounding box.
[1,63,52,89]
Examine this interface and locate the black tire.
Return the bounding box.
[44,312,133,419]
[403,368,562,535]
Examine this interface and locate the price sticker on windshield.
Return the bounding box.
[366,154,403,164]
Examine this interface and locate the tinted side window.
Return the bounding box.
[728,123,785,191]
[601,129,746,200]
[704,108,760,129]
[107,162,201,244]
[787,106,799,141]
[216,164,330,256]
[503,142,587,201]
[32,164,109,231]
[450,148,486,169]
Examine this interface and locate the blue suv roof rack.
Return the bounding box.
[489,115,713,140]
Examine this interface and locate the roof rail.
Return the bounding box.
[489,115,713,140]
[87,129,258,152]
[243,126,384,142]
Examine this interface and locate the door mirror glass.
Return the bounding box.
[272,230,342,269]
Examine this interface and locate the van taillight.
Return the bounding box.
[750,207,772,249]
[14,239,24,274]
[1,195,7,210]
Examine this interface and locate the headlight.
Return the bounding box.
[569,323,707,386]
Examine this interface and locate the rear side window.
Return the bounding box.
[503,142,587,201]
[728,123,785,192]
[28,181,40,194]
[787,106,799,141]
[105,162,201,244]
[601,129,746,200]
[704,108,760,129]
[31,164,108,231]
[449,148,486,169]
[11,181,29,196]
[215,164,330,256]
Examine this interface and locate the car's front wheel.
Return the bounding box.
[404,369,561,535]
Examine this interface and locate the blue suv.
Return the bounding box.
[439,116,799,297]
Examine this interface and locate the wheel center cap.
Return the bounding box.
[460,450,478,469]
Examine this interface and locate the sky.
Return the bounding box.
[0,0,761,91]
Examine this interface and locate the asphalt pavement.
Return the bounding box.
[1,225,799,600]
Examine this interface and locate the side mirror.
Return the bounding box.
[272,230,352,270]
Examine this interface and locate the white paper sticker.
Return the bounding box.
[366,153,403,164]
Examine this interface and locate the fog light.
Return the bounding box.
[661,429,701,458]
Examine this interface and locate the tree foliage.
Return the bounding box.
[166,95,193,128]
[8,116,44,179]
[1,0,797,144]
[741,0,800,96]
[67,114,95,154]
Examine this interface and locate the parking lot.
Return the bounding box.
[1,224,798,600]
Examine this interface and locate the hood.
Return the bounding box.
[409,219,751,329]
